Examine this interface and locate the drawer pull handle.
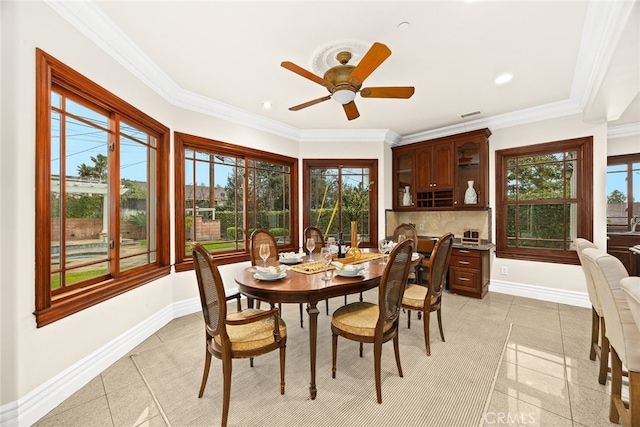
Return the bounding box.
[458,261,470,265]
[459,250,470,253]
[459,278,470,281]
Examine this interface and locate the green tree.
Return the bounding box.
[607,189,626,204]
[76,153,108,180]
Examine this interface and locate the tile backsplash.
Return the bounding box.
[385,209,492,241]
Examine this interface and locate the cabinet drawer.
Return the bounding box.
[452,248,480,258]
[450,268,480,292]
[450,255,480,270]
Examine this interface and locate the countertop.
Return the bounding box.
[416,235,495,251]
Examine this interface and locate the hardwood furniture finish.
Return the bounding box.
[401,233,454,356]
[251,229,305,327]
[582,249,639,427]
[607,233,640,274]
[331,240,414,403]
[234,253,386,400]
[304,226,333,315]
[192,243,287,427]
[391,128,491,210]
[575,238,609,384]
[449,247,490,298]
[393,223,419,283]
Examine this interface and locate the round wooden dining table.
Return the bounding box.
[234,254,387,400]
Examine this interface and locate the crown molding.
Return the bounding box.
[45,0,628,145]
[608,122,640,139]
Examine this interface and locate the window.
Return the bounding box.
[607,153,640,229]
[35,49,170,327]
[302,159,378,247]
[174,132,298,270]
[495,137,593,264]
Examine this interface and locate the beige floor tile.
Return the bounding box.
[509,324,565,355]
[458,299,511,321]
[137,415,168,427]
[44,376,105,417]
[101,356,143,394]
[482,291,516,305]
[506,305,561,333]
[154,313,202,343]
[564,355,610,393]
[483,390,573,426]
[34,395,112,427]
[106,379,160,427]
[512,296,560,311]
[568,382,618,427]
[559,314,592,340]
[558,303,591,320]
[562,335,593,362]
[493,361,572,419]
[503,344,565,380]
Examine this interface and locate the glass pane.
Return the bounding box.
[506,168,517,201]
[633,162,640,219]
[247,162,291,244]
[309,168,339,240]
[516,203,566,249]
[120,253,149,272]
[51,110,62,270]
[66,97,108,129]
[517,162,564,200]
[607,163,628,226]
[340,168,370,245]
[65,261,109,287]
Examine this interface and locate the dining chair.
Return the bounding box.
[582,248,639,426]
[304,226,332,315]
[574,238,608,384]
[393,223,419,283]
[191,242,287,427]
[250,229,305,328]
[401,232,454,356]
[330,238,414,404]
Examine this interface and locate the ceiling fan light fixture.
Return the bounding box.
[332,88,356,105]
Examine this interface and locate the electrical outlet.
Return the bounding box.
[418,223,424,230]
[501,266,508,275]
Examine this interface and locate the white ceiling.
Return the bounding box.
[48,0,640,143]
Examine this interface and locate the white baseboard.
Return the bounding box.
[489,279,591,308]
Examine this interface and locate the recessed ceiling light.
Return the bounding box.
[262,101,272,110]
[397,22,410,31]
[494,73,513,85]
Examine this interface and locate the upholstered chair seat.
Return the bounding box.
[213,309,288,352]
[332,303,394,336]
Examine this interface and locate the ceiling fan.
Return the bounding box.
[281,42,415,121]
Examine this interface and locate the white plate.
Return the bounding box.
[253,272,287,281]
[412,252,420,261]
[279,257,302,265]
[335,269,365,278]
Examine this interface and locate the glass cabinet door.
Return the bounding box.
[456,140,483,207]
[394,150,414,208]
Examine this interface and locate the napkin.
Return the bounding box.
[331,262,365,272]
[256,265,289,274]
[412,252,420,261]
[279,252,302,260]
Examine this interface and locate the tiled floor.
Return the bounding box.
[34,291,624,427]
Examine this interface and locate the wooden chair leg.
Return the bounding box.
[589,307,598,361]
[407,309,412,329]
[609,347,622,424]
[325,299,329,315]
[299,303,304,328]
[331,333,338,378]
[198,349,212,398]
[423,309,431,356]
[374,341,383,404]
[359,342,364,358]
[599,320,609,385]
[630,370,639,427]
[437,308,445,342]
[221,357,232,427]
[280,345,286,395]
[393,333,403,378]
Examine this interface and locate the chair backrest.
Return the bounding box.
[250,229,278,266]
[377,239,414,331]
[393,223,418,244]
[428,233,454,298]
[582,248,632,365]
[304,226,324,254]
[192,242,228,340]
[574,238,602,313]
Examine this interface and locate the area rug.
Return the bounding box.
[131,293,511,427]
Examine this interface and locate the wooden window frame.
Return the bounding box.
[174,132,299,272]
[302,159,378,247]
[495,136,593,265]
[35,49,170,327]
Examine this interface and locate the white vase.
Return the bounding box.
[464,180,477,204]
[402,186,412,206]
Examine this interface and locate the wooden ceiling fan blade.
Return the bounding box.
[343,101,360,121]
[348,42,392,86]
[281,61,332,88]
[360,86,415,99]
[289,95,332,111]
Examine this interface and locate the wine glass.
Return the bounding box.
[320,247,332,281]
[306,238,316,260]
[259,243,270,268]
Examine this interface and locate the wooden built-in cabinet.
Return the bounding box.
[607,233,640,274]
[448,248,490,298]
[392,128,491,210]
